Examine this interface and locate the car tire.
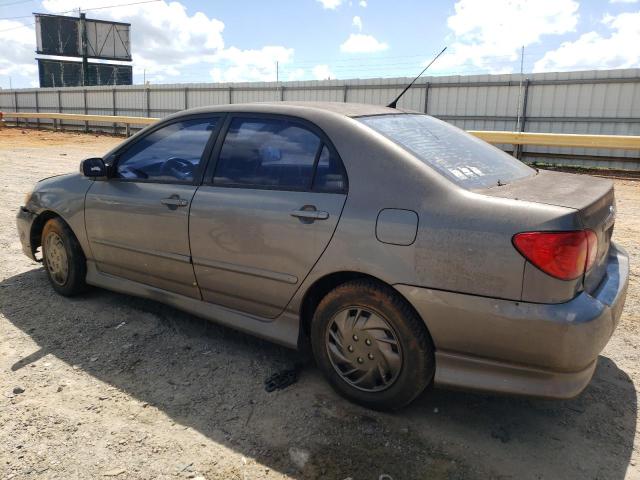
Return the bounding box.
[41,217,88,296]
[311,279,435,410]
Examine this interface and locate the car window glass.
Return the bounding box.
[116,118,218,182]
[312,145,347,193]
[214,117,321,189]
[358,114,534,189]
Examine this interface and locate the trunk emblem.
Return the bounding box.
[603,205,616,231]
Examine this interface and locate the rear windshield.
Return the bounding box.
[358,114,534,189]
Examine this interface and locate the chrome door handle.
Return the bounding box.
[290,209,329,221]
[160,196,188,207]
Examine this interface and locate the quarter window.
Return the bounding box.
[214,117,321,189]
[115,118,218,182]
[312,145,347,193]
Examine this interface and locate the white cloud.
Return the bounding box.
[0,20,37,83]
[312,64,333,80]
[433,0,579,74]
[316,0,343,9]
[609,0,638,3]
[352,16,363,31]
[340,33,389,53]
[286,68,305,81]
[36,0,296,85]
[359,0,367,6]
[209,46,294,82]
[43,0,224,73]
[533,11,640,72]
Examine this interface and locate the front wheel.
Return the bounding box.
[41,218,88,296]
[310,279,435,410]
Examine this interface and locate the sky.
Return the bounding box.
[0,0,639,89]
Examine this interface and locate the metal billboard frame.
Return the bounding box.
[34,12,132,87]
[34,13,132,61]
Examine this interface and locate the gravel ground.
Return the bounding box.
[1,127,639,480]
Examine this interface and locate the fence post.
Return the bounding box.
[423,82,430,114]
[515,79,530,160]
[228,86,233,104]
[146,86,151,118]
[112,88,117,134]
[14,91,19,127]
[57,89,62,131]
[35,90,40,129]
[280,85,285,101]
[343,84,348,103]
[83,88,89,133]
[184,86,189,110]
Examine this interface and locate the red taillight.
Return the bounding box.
[513,230,598,281]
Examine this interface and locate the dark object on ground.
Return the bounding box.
[264,366,301,392]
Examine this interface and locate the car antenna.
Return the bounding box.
[387,46,447,109]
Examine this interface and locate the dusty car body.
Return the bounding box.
[17,102,629,409]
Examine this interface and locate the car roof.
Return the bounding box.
[182,101,403,118]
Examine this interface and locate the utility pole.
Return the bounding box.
[276,61,279,83]
[8,76,12,90]
[515,45,525,133]
[143,69,146,85]
[514,45,526,159]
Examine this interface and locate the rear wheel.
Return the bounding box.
[42,218,88,296]
[310,279,434,410]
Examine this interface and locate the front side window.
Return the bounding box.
[214,117,322,190]
[116,118,218,182]
[358,114,534,189]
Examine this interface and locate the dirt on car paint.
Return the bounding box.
[0,127,639,480]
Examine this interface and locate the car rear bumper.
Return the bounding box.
[16,206,37,261]
[395,242,629,399]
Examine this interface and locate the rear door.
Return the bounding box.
[85,115,221,298]
[189,114,348,318]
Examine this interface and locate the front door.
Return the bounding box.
[189,115,348,318]
[85,116,220,298]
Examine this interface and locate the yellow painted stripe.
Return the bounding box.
[2,112,159,125]
[469,130,640,150]
[2,112,639,150]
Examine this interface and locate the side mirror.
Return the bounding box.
[80,158,108,178]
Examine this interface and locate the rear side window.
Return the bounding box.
[214,117,321,190]
[358,114,534,189]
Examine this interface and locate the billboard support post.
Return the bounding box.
[80,12,89,87]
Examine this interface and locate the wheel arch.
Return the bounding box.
[297,271,429,351]
[30,210,85,260]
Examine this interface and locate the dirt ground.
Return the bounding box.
[0,126,639,480]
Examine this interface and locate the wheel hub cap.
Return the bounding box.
[326,307,403,392]
[44,232,68,286]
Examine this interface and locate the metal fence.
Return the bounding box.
[2,68,639,170]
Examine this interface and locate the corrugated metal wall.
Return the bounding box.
[2,68,639,170]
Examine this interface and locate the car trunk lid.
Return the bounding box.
[478,169,615,292]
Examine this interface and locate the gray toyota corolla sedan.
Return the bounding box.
[16,102,629,410]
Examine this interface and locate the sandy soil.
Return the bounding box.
[1,127,639,480]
